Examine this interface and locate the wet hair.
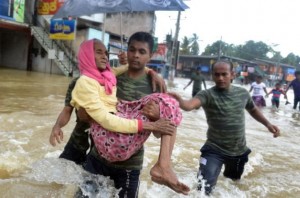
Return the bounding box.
[275,82,281,86]
[295,70,300,76]
[211,59,234,71]
[128,32,154,53]
[256,75,263,79]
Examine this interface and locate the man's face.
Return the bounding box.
[94,41,108,71]
[127,40,152,70]
[212,62,234,89]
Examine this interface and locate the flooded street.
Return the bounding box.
[0,68,300,198]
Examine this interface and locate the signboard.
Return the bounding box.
[38,0,64,15]
[247,67,255,73]
[13,0,25,22]
[58,51,64,61]
[286,74,295,82]
[152,44,168,62]
[0,0,26,22]
[49,19,76,40]
[0,0,13,19]
[287,68,295,74]
[241,71,248,76]
[200,66,210,72]
[48,49,56,59]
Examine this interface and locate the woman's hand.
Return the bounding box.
[142,101,160,121]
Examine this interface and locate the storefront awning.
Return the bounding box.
[0,18,29,32]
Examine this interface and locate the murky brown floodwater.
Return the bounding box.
[0,67,300,198]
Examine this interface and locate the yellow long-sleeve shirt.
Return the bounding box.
[71,65,141,134]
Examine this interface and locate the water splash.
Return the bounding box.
[24,158,120,197]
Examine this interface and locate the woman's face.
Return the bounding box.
[94,40,108,71]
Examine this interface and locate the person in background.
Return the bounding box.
[184,67,207,97]
[169,60,280,195]
[266,83,288,109]
[249,75,268,107]
[285,70,300,111]
[238,73,245,85]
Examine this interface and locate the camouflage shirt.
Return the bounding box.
[195,85,255,156]
[90,72,156,170]
[64,77,90,153]
[65,77,79,107]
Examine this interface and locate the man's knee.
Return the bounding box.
[197,157,221,195]
[197,170,216,195]
[197,145,225,195]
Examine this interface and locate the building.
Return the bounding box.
[176,54,296,85]
[0,0,156,77]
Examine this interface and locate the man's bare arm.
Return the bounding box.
[49,106,74,146]
[183,80,193,90]
[168,92,201,111]
[247,106,280,138]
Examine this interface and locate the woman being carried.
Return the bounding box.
[71,39,189,195]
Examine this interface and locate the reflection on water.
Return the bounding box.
[0,68,300,197]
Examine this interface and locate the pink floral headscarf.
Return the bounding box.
[78,39,116,95]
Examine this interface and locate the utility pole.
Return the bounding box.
[101,13,106,42]
[271,43,280,85]
[217,36,222,60]
[168,11,181,85]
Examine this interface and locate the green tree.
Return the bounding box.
[270,51,283,63]
[179,35,300,68]
[224,44,237,57]
[281,53,297,66]
[189,33,200,55]
[202,40,228,56]
[179,36,190,55]
[236,40,270,60]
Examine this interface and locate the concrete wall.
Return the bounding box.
[31,53,63,75]
[30,28,89,76]
[31,39,65,75]
[0,31,29,70]
[105,12,155,38]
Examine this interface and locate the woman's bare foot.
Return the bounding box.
[150,163,190,195]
